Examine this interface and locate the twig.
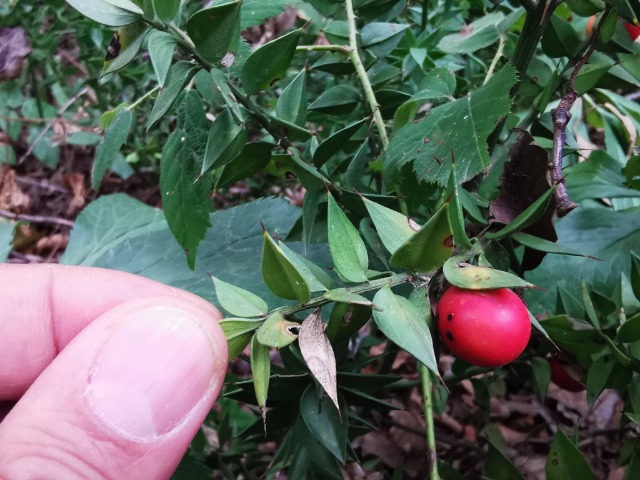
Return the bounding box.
[550,6,612,217]
[420,364,440,480]
[296,44,352,54]
[0,209,75,228]
[18,86,89,165]
[483,35,505,86]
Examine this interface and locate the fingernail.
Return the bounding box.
[86,306,219,439]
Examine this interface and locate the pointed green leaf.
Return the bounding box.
[327,193,368,283]
[227,331,252,359]
[302,188,322,246]
[241,27,302,94]
[485,186,556,240]
[215,141,274,190]
[324,288,374,307]
[363,197,415,255]
[147,30,177,87]
[267,114,313,141]
[447,161,473,250]
[92,108,133,189]
[278,241,334,292]
[581,282,601,330]
[299,309,339,411]
[313,118,366,168]
[372,286,439,376]
[201,109,247,175]
[308,84,361,115]
[512,232,597,259]
[586,354,614,407]
[102,22,148,76]
[66,0,143,26]
[485,443,525,480]
[325,302,372,342]
[618,312,640,343]
[152,0,179,22]
[186,1,242,65]
[148,61,199,128]
[443,257,536,290]
[300,386,347,463]
[390,203,454,273]
[256,311,300,348]
[546,428,596,480]
[220,318,263,339]
[211,275,268,317]
[159,90,212,269]
[251,335,271,421]
[276,69,307,127]
[261,230,310,302]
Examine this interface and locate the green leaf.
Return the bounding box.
[530,356,552,399]
[201,109,248,175]
[251,335,271,422]
[92,108,133,189]
[372,286,440,376]
[148,61,199,128]
[327,193,368,283]
[256,311,300,348]
[267,114,313,141]
[362,197,415,255]
[618,312,640,342]
[443,256,536,290]
[393,100,417,132]
[186,1,242,65]
[313,118,366,168]
[241,27,302,94]
[102,22,148,76]
[447,160,473,250]
[546,428,596,480]
[486,186,556,240]
[66,0,142,26]
[308,84,361,115]
[211,275,268,317]
[325,302,371,342]
[152,0,179,22]
[631,251,640,301]
[512,232,596,259]
[300,386,347,463]
[215,141,274,190]
[581,282,601,330]
[390,203,454,273]
[262,229,311,302]
[0,222,16,261]
[159,90,212,269]
[240,0,298,29]
[360,22,409,57]
[437,13,504,54]
[324,288,374,307]
[278,241,334,292]
[276,69,307,127]
[147,30,177,87]
[220,318,263,339]
[385,65,517,186]
[485,443,525,480]
[586,354,615,406]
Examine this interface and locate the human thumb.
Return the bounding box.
[0,296,228,480]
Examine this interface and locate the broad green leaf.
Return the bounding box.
[313,118,366,168]
[201,109,247,175]
[0,222,15,261]
[618,312,640,343]
[360,22,409,57]
[586,354,615,406]
[147,30,177,87]
[390,203,453,273]
[447,161,473,250]
[372,286,439,376]
[66,0,142,26]
[512,232,596,259]
[324,288,374,307]
[256,311,300,348]
[92,108,133,189]
[211,275,268,317]
[444,257,536,290]
[541,14,582,58]
[152,0,179,22]
[262,230,311,302]
[385,65,517,186]
[186,1,242,65]
[325,302,371,342]
[299,309,339,411]
[363,197,415,254]
[276,70,307,127]
[567,151,640,202]
[241,27,302,94]
[220,318,263,339]
[485,443,525,480]
[278,241,334,292]
[300,386,347,462]
[159,90,212,269]
[327,193,368,283]
[215,141,274,190]
[486,186,557,240]
[308,84,361,115]
[437,13,504,54]
[251,335,271,422]
[240,0,298,29]
[148,61,199,128]
[413,68,457,102]
[546,428,596,480]
[102,22,148,76]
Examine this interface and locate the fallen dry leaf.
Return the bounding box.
[0,165,30,213]
[0,27,31,80]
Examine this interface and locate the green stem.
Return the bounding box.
[483,35,505,86]
[420,364,440,480]
[296,44,352,54]
[127,85,160,111]
[345,0,389,150]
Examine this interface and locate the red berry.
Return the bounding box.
[436,287,531,368]
[549,358,586,392]
[624,22,640,41]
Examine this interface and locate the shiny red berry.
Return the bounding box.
[436,287,531,367]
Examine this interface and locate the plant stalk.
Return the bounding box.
[420,364,440,480]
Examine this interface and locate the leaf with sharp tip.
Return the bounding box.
[300,386,347,462]
[278,241,334,292]
[211,275,268,317]
[220,318,263,339]
[256,311,300,348]
[323,288,374,307]
[276,69,307,127]
[447,160,473,250]
[299,309,339,411]
[443,256,537,290]
[251,335,271,426]
[186,0,242,65]
[262,230,311,302]
[327,193,368,283]
[362,197,415,255]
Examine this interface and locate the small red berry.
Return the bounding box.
[436,287,531,367]
[624,22,640,41]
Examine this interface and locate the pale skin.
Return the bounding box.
[0,265,228,479]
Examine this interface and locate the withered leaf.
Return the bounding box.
[0,28,31,80]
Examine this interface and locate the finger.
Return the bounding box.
[0,296,228,480]
[0,264,220,399]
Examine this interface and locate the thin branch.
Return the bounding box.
[296,44,352,54]
[0,209,75,228]
[420,364,440,480]
[550,6,612,217]
[483,34,506,86]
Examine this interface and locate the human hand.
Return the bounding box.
[0,265,228,479]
